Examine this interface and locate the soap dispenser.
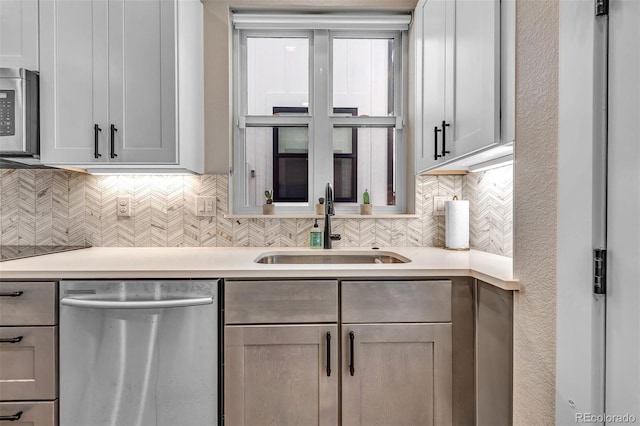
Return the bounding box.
[310,219,323,248]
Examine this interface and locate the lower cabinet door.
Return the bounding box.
[342,323,453,426]
[0,401,57,425]
[225,325,338,426]
[0,326,57,401]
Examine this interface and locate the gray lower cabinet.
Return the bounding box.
[477,280,513,426]
[0,282,58,426]
[224,279,455,426]
[341,323,453,426]
[224,279,339,426]
[224,325,339,426]
[340,280,453,426]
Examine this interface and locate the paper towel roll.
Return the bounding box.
[445,200,470,250]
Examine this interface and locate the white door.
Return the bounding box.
[39,0,109,164]
[414,0,447,173]
[446,0,500,158]
[605,0,640,421]
[108,0,177,163]
[0,0,39,70]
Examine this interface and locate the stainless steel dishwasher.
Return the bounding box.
[59,280,218,426]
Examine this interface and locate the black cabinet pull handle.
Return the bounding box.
[0,291,23,297]
[0,411,23,421]
[441,121,451,157]
[433,126,442,161]
[349,331,355,376]
[94,124,102,159]
[110,124,118,158]
[0,336,23,344]
[326,332,331,377]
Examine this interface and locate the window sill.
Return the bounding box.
[224,213,420,219]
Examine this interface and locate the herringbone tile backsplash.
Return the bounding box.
[0,165,513,257]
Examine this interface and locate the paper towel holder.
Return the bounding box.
[443,196,470,251]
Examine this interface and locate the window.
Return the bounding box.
[232,14,409,214]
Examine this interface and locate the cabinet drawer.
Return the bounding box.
[0,282,56,326]
[341,280,452,323]
[0,401,57,425]
[225,280,338,324]
[0,327,57,401]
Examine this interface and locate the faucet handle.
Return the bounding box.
[330,234,341,241]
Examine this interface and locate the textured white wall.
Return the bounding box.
[514,0,558,423]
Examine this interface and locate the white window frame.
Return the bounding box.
[232,16,408,215]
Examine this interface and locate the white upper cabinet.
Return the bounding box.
[414,0,502,174]
[0,0,39,70]
[40,0,204,173]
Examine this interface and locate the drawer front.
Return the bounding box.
[0,282,56,326]
[0,401,57,425]
[342,280,452,323]
[0,327,57,401]
[226,280,338,324]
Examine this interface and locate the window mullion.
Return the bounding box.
[311,29,333,206]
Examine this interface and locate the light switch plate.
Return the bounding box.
[196,196,216,217]
[433,194,462,216]
[117,196,132,217]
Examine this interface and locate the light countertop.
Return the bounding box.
[0,246,519,291]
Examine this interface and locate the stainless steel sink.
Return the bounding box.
[254,251,410,264]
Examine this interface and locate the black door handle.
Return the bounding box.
[349,331,355,376]
[0,411,23,421]
[434,126,442,161]
[0,336,23,344]
[94,124,102,159]
[441,121,451,157]
[110,124,118,158]
[0,291,23,297]
[326,332,331,377]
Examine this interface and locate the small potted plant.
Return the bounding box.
[360,189,372,215]
[316,197,325,215]
[263,190,275,215]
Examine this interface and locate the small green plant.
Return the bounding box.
[363,189,370,204]
[264,190,273,204]
[318,197,325,205]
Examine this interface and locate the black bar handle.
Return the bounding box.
[94,124,102,159]
[0,411,23,421]
[433,126,442,161]
[326,332,331,377]
[0,291,23,297]
[110,124,118,158]
[349,331,355,376]
[0,336,23,344]
[441,121,451,157]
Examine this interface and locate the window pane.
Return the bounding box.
[333,127,396,206]
[244,127,309,207]
[247,37,309,115]
[334,157,355,201]
[332,38,394,116]
[277,158,308,201]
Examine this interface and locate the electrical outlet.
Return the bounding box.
[433,194,462,216]
[196,196,216,217]
[117,196,132,217]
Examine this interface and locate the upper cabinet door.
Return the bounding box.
[39,0,110,164]
[0,0,39,70]
[445,0,500,157]
[415,0,447,173]
[415,0,501,174]
[108,0,177,164]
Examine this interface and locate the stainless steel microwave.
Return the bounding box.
[0,68,39,157]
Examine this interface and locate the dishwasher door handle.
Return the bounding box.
[61,296,214,309]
